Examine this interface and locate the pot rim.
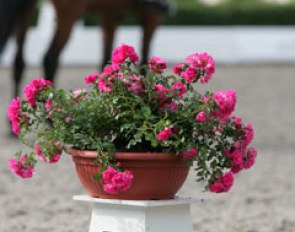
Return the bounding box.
[66,149,181,161]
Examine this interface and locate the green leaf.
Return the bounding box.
[93,173,102,180]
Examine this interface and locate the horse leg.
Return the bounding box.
[43,7,83,83]
[100,14,121,69]
[13,2,36,98]
[138,9,164,65]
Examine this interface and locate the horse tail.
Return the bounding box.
[0,0,36,55]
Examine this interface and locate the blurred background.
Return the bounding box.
[1,0,295,231]
[2,0,295,65]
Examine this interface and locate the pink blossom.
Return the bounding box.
[8,154,34,178]
[228,146,257,173]
[7,97,25,135]
[73,88,87,102]
[181,148,198,159]
[157,128,173,141]
[7,97,21,121]
[180,67,197,83]
[102,166,117,183]
[11,121,21,135]
[112,44,139,64]
[148,56,167,73]
[35,144,61,163]
[73,88,87,98]
[23,78,53,107]
[111,171,134,191]
[203,96,209,104]
[199,73,213,84]
[159,98,179,112]
[209,172,234,193]
[102,167,134,194]
[103,184,119,194]
[65,117,72,123]
[243,147,257,169]
[173,62,186,75]
[45,99,51,111]
[242,123,254,147]
[213,90,237,119]
[233,116,242,130]
[172,82,187,98]
[235,122,254,149]
[166,101,179,111]
[84,73,99,85]
[98,78,113,93]
[185,52,215,84]
[100,64,120,79]
[195,111,210,122]
[227,149,243,166]
[231,164,244,174]
[124,75,144,95]
[154,84,169,99]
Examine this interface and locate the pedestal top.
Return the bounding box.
[73,195,205,207]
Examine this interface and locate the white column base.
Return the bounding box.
[73,195,204,232]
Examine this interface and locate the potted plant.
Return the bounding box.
[7,44,257,199]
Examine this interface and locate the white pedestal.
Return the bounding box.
[74,195,204,232]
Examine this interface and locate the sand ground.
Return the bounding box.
[0,64,294,232]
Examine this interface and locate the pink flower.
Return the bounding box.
[112,44,139,64]
[213,90,237,119]
[227,149,243,166]
[103,184,119,194]
[209,172,234,193]
[11,121,21,135]
[23,78,53,107]
[185,52,215,84]
[157,128,173,141]
[73,88,87,98]
[65,117,72,123]
[195,110,210,122]
[7,97,21,121]
[154,84,169,99]
[181,148,198,159]
[173,62,186,75]
[35,144,61,163]
[7,97,27,135]
[172,82,187,98]
[158,97,178,112]
[180,67,197,83]
[231,165,244,174]
[227,146,257,173]
[233,116,242,130]
[100,64,120,79]
[98,78,113,93]
[112,171,134,191]
[166,101,179,112]
[45,99,51,111]
[102,167,134,194]
[235,122,254,149]
[84,73,99,85]
[199,73,213,84]
[102,166,117,183]
[243,147,257,169]
[73,88,87,103]
[242,123,254,147]
[124,75,144,95]
[148,56,167,73]
[8,154,34,178]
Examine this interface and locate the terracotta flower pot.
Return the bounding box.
[66,149,189,200]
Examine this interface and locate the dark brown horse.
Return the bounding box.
[0,0,169,97]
